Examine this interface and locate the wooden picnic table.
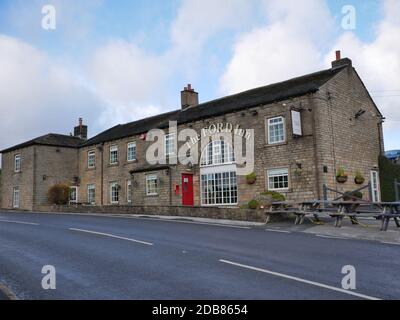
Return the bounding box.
[375,202,400,231]
[267,200,400,231]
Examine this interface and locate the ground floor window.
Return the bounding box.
[267,168,289,190]
[127,180,132,203]
[146,175,158,195]
[201,171,237,205]
[87,184,95,205]
[110,182,119,204]
[70,186,78,204]
[12,187,20,208]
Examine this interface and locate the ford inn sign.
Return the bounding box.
[0,53,384,211]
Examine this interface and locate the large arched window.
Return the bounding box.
[200,140,235,166]
[200,140,237,206]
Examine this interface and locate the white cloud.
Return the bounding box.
[0,34,105,150]
[220,0,335,94]
[325,0,400,149]
[219,0,399,149]
[88,40,169,128]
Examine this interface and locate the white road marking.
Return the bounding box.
[69,228,153,246]
[219,259,381,300]
[380,241,400,246]
[0,219,39,226]
[265,229,291,233]
[316,234,350,240]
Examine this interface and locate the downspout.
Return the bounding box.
[100,143,104,205]
[169,167,172,206]
[32,146,37,210]
[310,94,321,200]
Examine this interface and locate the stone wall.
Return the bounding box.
[35,204,266,222]
[1,146,35,210]
[314,65,383,200]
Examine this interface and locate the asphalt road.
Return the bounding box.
[0,211,399,300]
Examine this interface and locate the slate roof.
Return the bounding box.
[0,133,83,153]
[1,65,347,153]
[83,66,346,147]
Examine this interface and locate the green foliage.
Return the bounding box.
[379,156,400,201]
[336,166,347,177]
[343,190,363,200]
[47,184,71,205]
[246,172,257,184]
[261,190,286,201]
[247,199,260,209]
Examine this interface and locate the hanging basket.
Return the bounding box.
[354,177,365,185]
[336,175,348,183]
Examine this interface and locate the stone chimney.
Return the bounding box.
[74,118,88,140]
[181,84,199,110]
[331,50,352,69]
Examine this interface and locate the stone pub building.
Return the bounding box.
[0,53,384,213]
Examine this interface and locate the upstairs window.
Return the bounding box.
[267,116,285,144]
[110,145,118,164]
[14,154,21,172]
[200,140,235,166]
[127,142,136,162]
[87,150,96,168]
[165,133,175,156]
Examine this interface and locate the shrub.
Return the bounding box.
[47,184,71,205]
[247,199,259,209]
[343,190,363,201]
[261,190,286,201]
[246,172,257,184]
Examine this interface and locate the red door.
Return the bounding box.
[182,174,194,206]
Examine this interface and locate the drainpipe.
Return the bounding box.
[310,95,321,200]
[168,167,172,206]
[100,143,104,205]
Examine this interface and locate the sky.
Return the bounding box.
[0,0,399,154]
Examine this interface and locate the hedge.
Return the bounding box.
[379,156,400,201]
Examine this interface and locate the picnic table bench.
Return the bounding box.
[267,200,400,231]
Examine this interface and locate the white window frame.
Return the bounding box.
[370,170,381,202]
[12,187,20,208]
[267,116,286,145]
[200,166,238,206]
[146,174,158,196]
[200,140,235,167]
[165,133,175,156]
[70,186,78,204]
[87,150,96,168]
[267,168,289,191]
[14,154,21,172]
[109,145,118,164]
[127,142,136,162]
[127,180,132,203]
[110,182,119,204]
[87,184,95,205]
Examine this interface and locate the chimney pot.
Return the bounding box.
[74,118,88,140]
[181,84,199,110]
[331,50,352,69]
